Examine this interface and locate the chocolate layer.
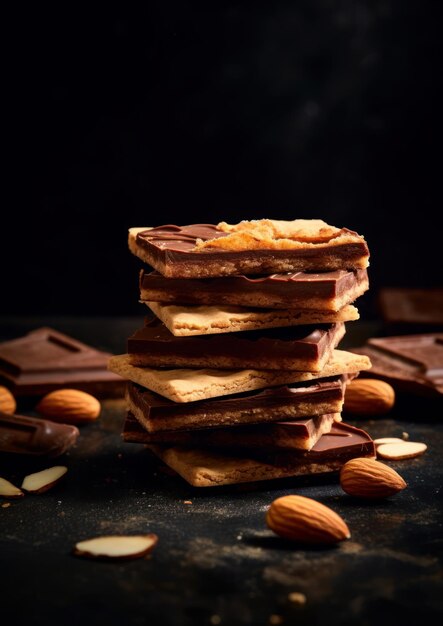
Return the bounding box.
[130,223,370,278]
[352,333,443,397]
[0,411,79,457]
[126,377,345,432]
[146,422,375,487]
[127,317,345,371]
[0,327,125,397]
[254,421,375,464]
[140,268,369,310]
[123,411,339,451]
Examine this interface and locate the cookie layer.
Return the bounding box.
[107,350,371,403]
[145,302,359,336]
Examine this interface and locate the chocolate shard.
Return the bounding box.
[146,422,376,487]
[139,268,369,310]
[351,332,443,397]
[0,327,125,397]
[127,317,346,372]
[378,287,443,327]
[126,377,345,432]
[129,221,369,278]
[0,411,79,457]
[122,411,340,451]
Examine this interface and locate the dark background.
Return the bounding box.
[3,2,441,318]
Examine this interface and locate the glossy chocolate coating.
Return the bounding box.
[127,316,344,365]
[127,377,344,430]
[139,268,369,308]
[352,333,443,397]
[0,327,125,397]
[134,223,369,277]
[262,421,375,464]
[0,411,79,457]
[123,411,337,450]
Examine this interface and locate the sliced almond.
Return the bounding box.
[73,534,159,560]
[377,442,427,460]
[0,476,24,499]
[373,437,405,447]
[21,466,68,493]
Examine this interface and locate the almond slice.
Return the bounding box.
[73,534,159,560]
[21,466,68,493]
[373,437,405,447]
[0,476,24,499]
[377,442,427,460]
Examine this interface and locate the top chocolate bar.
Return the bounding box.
[129,219,370,278]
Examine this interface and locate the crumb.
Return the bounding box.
[269,615,284,625]
[288,592,307,605]
[2,502,11,508]
[183,500,192,505]
[402,432,409,440]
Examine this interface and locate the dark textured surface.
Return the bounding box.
[0,317,442,625]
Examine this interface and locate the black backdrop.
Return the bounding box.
[3,2,441,317]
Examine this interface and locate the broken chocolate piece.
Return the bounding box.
[0,327,125,397]
[129,221,369,278]
[139,268,369,310]
[0,411,79,457]
[123,411,340,451]
[351,333,443,397]
[127,317,345,372]
[378,288,443,327]
[146,422,376,487]
[126,378,345,432]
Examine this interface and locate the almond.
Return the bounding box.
[340,458,407,499]
[376,441,427,460]
[0,386,16,414]
[266,495,350,544]
[21,466,68,493]
[343,379,395,416]
[36,389,101,424]
[73,534,158,560]
[0,476,24,499]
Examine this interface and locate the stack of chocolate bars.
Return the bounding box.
[109,219,376,487]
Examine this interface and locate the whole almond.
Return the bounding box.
[340,458,407,499]
[0,386,16,414]
[266,495,350,544]
[343,379,395,416]
[36,389,101,424]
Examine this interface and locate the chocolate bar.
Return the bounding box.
[123,411,340,451]
[127,317,345,371]
[129,220,369,278]
[0,411,79,457]
[0,327,125,397]
[126,378,345,432]
[139,268,369,310]
[378,288,443,327]
[146,422,375,487]
[352,333,443,397]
